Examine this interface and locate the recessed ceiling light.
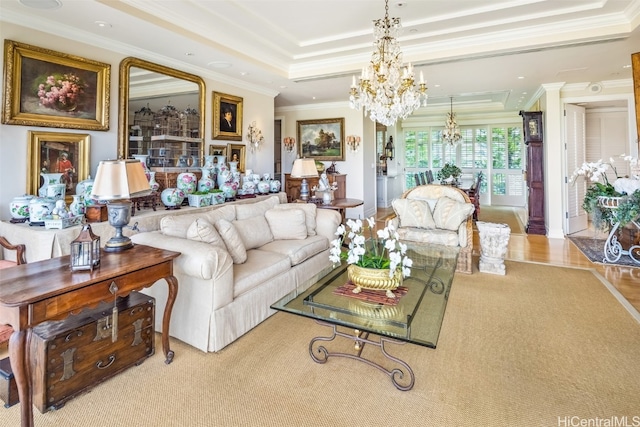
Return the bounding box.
[622,64,631,69]
[517,76,525,80]
[94,21,111,28]
[19,0,61,9]
[207,61,232,69]
[240,71,248,76]
[185,52,194,56]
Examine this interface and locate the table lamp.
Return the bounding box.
[291,158,318,201]
[91,159,151,252]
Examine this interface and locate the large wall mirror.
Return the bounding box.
[118,57,205,167]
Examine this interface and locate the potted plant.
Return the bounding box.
[209,188,225,205]
[436,163,462,183]
[328,218,412,298]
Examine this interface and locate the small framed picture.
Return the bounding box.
[212,91,243,140]
[208,144,228,157]
[227,143,246,173]
[2,39,110,131]
[297,118,345,161]
[27,130,91,203]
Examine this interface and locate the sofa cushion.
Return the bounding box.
[233,249,291,297]
[233,216,274,249]
[160,215,198,238]
[202,204,236,224]
[260,235,329,266]
[235,196,280,220]
[272,203,317,236]
[392,198,436,229]
[432,196,474,231]
[215,219,247,264]
[396,227,460,246]
[265,208,307,240]
[186,218,226,249]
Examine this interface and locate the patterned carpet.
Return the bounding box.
[568,236,640,268]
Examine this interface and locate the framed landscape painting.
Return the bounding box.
[297,118,345,161]
[27,131,90,203]
[2,40,110,131]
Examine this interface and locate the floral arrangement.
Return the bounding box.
[436,163,462,182]
[36,73,87,111]
[329,217,412,279]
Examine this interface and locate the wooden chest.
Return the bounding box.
[30,292,155,413]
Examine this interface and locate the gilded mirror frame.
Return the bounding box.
[117,57,206,160]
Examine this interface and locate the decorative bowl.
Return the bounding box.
[347,264,402,298]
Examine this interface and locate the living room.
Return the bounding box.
[1,1,640,426]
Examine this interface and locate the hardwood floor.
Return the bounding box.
[374,207,640,314]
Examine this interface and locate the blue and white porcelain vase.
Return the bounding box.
[160,188,185,209]
[198,167,215,192]
[69,194,85,217]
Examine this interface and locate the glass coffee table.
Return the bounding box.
[271,243,459,390]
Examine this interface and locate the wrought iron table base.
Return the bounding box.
[309,320,415,391]
[603,220,640,265]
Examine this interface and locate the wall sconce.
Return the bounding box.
[246,121,264,152]
[283,137,296,153]
[385,136,394,160]
[346,135,361,152]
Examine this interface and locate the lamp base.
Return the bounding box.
[104,236,134,252]
[104,202,134,252]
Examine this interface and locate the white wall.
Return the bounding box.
[276,103,369,219]
[0,23,275,221]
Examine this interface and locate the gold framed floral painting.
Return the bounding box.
[27,131,90,203]
[2,39,110,131]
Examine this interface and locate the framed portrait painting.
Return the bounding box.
[297,118,345,161]
[212,91,243,141]
[227,143,246,173]
[27,131,90,203]
[2,40,110,131]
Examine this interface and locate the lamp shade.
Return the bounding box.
[91,159,151,200]
[290,158,318,178]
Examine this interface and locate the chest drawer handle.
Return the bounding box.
[96,354,116,369]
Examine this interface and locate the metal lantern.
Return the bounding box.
[70,224,101,271]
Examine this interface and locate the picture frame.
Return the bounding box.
[297,118,345,161]
[208,144,228,157]
[27,130,90,203]
[632,51,640,142]
[2,40,110,131]
[212,91,243,141]
[227,143,246,173]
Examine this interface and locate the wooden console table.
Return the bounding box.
[0,244,180,427]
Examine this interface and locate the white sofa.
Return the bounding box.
[387,184,475,274]
[131,196,341,352]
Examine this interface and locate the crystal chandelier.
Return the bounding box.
[348,0,427,126]
[442,97,462,145]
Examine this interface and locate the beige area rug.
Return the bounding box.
[477,206,527,234]
[1,261,639,427]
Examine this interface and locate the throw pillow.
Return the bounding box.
[186,218,226,249]
[160,215,198,238]
[265,208,307,240]
[232,216,274,249]
[392,198,436,229]
[235,196,280,220]
[272,203,317,236]
[214,219,247,264]
[432,196,474,231]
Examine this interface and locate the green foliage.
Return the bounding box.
[614,190,640,226]
[436,163,462,181]
[583,183,621,230]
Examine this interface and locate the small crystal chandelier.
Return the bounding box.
[442,97,462,145]
[348,0,427,126]
[246,121,264,152]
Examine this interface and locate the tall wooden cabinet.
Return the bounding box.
[284,173,346,202]
[520,111,546,235]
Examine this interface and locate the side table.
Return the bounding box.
[0,244,180,427]
[316,198,364,223]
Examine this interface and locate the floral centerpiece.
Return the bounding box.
[436,163,462,183]
[329,218,412,298]
[35,73,87,111]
